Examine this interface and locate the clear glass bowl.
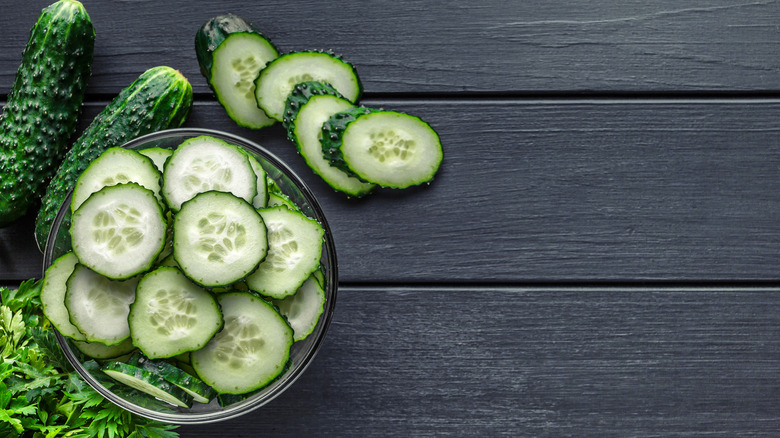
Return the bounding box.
[42,128,338,424]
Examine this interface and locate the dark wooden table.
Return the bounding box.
[2,1,780,436]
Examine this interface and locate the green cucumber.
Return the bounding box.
[41,251,86,341]
[173,191,268,287]
[73,338,136,360]
[129,353,216,403]
[0,0,94,226]
[254,50,362,122]
[101,361,193,408]
[191,292,293,394]
[196,14,279,129]
[64,264,138,346]
[283,81,374,197]
[321,107,443,188]
[246,206,324,299]
[70,183,166,280]
[128,267,223,359]
[138,146,172,172]
[271,274,326,342]
[35,65,193,250]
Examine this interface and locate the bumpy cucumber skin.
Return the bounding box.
[319,106,375,178]
[282,80,344,141]
[35,66,193,250]
[0,0,94,227]
[195,13,276,80]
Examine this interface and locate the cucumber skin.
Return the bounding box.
[0,0,94,227]
[319,106,376,178]
[35,66,193,250]
[195,13,277,80]
[282,80,345,143]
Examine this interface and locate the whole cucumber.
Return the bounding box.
[0,0,94,227]
[35,66,193,250]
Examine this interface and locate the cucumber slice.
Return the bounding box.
[210,33,278,129]
[245,152,269,208]
[271,275,326,342]
[64,264,138,346]
[71,147,162,212]
[321,108,444,188]
[41,252,86,341]
[129,353,216,403]
[173,191,268,287]
[101,361,193,408]
[162,135,257,211]
[129,267,223,358]
[70,183,166,280]
[246,206,324,299]
[284,81,374,197]
[138,147,173,172]
[191,292,293,394]
[196,14,279,129]
[267,191,298,210]
[254,51,362,122]
[73,338,136,360]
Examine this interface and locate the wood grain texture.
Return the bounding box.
[1,0,779,94]
[177,285,780,437]
[3,99,780,282]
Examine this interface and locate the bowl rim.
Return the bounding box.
[43,127,338,424]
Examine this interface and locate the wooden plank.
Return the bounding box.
[1,0,779,94]
[3,99,780,282]
[178,285,780,437]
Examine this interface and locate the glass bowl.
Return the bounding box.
[42,128,338,424]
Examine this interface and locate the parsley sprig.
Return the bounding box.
[0,279,180,438]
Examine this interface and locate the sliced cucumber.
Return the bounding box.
[64,264,138,346]
[70,183,166,280]
[267,191,298,210]
[196,14,279,129]
[173,191,268,287]
[321,108,444,188]
[246,206,324,299]
[245,152,269,208]
[101,361,193,408]
[271,274,326,342]
[191,292,293,394]
[73,338,136,360]
[254,51,362,122]
[71,147,162,212]
[129,353,216,403]
[162,135,257,211]
[284,81,374,197]
[41,252,86,341]
[138,147,173,172]
[129,267,223,359]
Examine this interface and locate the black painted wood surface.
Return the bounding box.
[1,0,779,436]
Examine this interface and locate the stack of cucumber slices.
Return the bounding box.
[41,135,328,408]
[196,14,443,197]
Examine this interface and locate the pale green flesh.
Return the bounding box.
[295,95,374,196]
[246,207,324,299]
[162,136,257,211]
[271,275,325,342]
[341,111,443,188]
[191,292,293,394]
[71,184,166,280]
[138,147,173,172]
[212,33,278,129]
[41,252,86,340]
[71,147,162,212]
[102,363,191,408]
[174,191,267,287]
[245,153,269,208]
[256,52,361,121]
[130,267,223,358]
[65,265,137,345]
